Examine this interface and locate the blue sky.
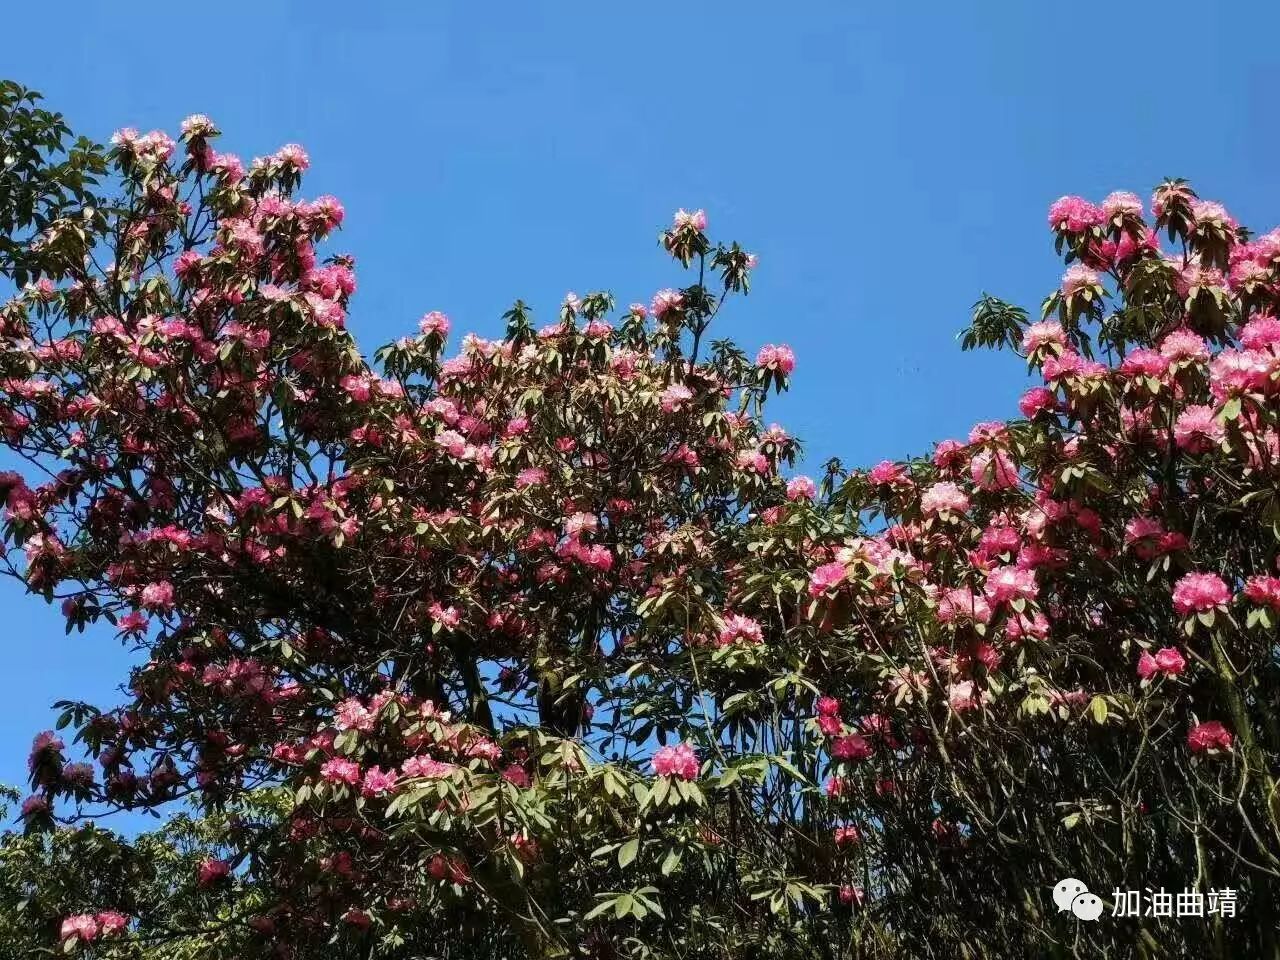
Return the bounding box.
[2,1,1278,811]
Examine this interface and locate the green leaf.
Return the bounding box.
[660,847,682,876]
[614,894,635,919]
[1088,696,1108,725]
[618,838,640,869]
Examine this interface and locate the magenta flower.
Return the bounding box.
[1172,572,1231,615]
[1187,721,1233,754]
[197,858,231,887]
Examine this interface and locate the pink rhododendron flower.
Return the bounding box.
[947,680,979,713]
[1047,196,1103,233]
[673,208,708,231]
[1018,386,1058,418]
[1154,647,1187,675]
[868,460,908,486]
[334,698,375,732]
[921,481,970,516]
[1173,405,1224,453]
[198,858,231,887]
[1240,314,1280,351]
[1102,191,1143,219]
[1243,575,1280,611]
[660,383,693,413]
[402,755,456,779]
[321,757,361,785]
[832,733,873,761]
[1061,264,1100,296]
[756,343,796,374]
[140,580,175,612]
[838,885,866,906]
[1119,348,1169,378]
[970,449,1018,491]
[717,614,764,646]
[1158,329,1210,363]
[937,587,992,625]
[833,824,861,846]
[1187,721,1233,754]
[651,288,684,318]
[808,561,848,597]
[1138,647,1185,679]
[652,742,698,780]
[984,565,1038,605]
[786,475,816,501]
[96,912,129,937]
[418,311,451,337]
[361,765,399,797]
[1172,572,1231,615]
[60,915,99,943]
[1022,320,1066,354]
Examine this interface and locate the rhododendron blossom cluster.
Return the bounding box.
[0,91,1278,959]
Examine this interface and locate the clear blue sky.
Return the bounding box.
[2,1,1278,810]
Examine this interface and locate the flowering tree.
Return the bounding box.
[2,88,1279,958]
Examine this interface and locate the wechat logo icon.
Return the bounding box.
[1053,878,1104,921]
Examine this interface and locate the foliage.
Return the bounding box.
[0,80,105,287]
[1,92,1279,959]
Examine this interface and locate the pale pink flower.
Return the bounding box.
[652,742,699,780]
[947,680,979,713]
[970,449,1018,491]
[651,288,684,318]
[786,476,817,501]
[1102,191,1143,219]
[1173,405,1224,453]
[921,481,970,516]
[418,311,451,337]
[140,581,175,612]
[180,114,216,138]
[1021,321,1066,354]
[673,208,708,231]
[1061,264,1100,296]
[1158,329,1210,363]
[274,143,310,170]
[660,383,693,413]
[402,755,456,778]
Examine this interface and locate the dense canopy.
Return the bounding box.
[1,83,1278,959]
